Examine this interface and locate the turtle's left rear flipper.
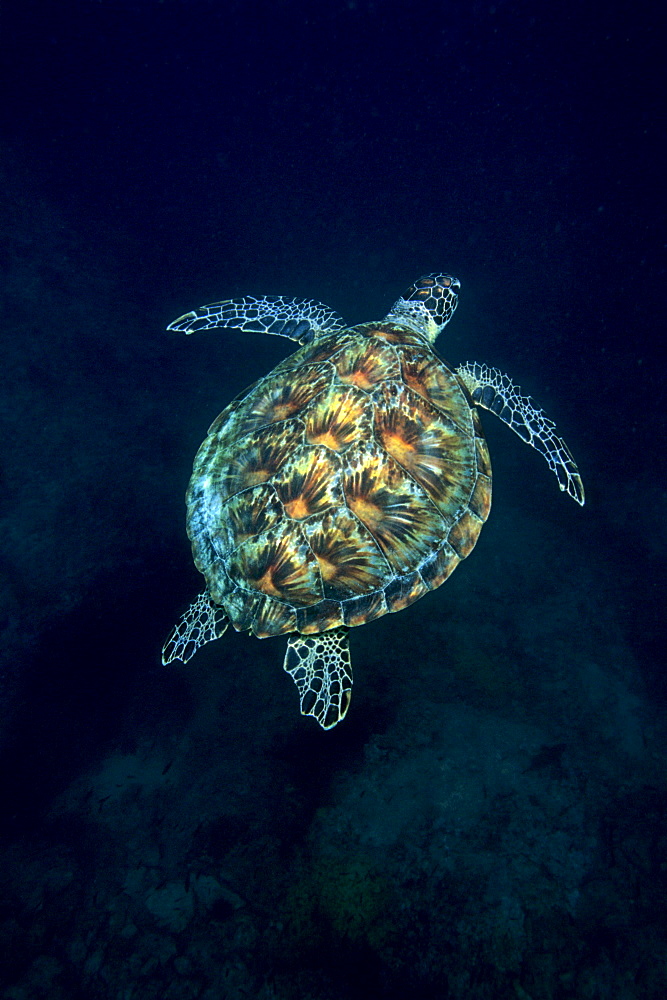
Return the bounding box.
[162,591,228,665]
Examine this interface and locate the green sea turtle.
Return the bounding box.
[163,274,584,728]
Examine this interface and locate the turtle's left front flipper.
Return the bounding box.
[284,629,353,729]
[457,362,585,506]
[167,294,346,344]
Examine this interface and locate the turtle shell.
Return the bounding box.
[186,322,492,638]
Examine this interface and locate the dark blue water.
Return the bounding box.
[1,1,665,997]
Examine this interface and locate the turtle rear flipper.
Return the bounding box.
[162,591,228,665]
[457,361,585,506]
[284,629,352,730]
[167,295,346,344]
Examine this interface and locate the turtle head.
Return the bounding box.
[385,273,460,343]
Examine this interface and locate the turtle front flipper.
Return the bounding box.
[457,362,585,506]
[167,294,347,344]
[162,591,229,665]
[284,629,353,729]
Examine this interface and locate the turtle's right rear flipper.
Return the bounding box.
[284,629,352,729]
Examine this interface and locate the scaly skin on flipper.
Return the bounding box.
[162,590,228,665]
[284,628,353,729]
[167,294,347,343]
[456,362,585,505]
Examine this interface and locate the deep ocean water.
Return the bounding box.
[0,1,665,998]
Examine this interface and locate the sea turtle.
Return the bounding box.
[163,274,584,729]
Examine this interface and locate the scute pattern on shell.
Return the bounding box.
[186,321,491,638]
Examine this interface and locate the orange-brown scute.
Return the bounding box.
[360,322,427,347]
[229,522,322,607]
[373,382,476,516]
[400,349,472,431]
[304,511,392,599]
[342,444,449,573]
[230,365,332,439]
[186,321,492,636]
[252,596,297,638]
[333,338,400,389]
[273,448,342,519]
[304,385,373,451]
[212,420,304,501]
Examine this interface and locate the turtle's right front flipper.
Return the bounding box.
[167,295,347,344]
[457,361,585,506]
